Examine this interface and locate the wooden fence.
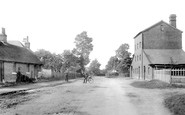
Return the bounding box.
[154,69,185,83]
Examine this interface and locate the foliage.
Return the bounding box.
[74,31,93,72]
[88,59,101,75]
[60,50,79,73]
[105,56,119,71]
[116,56,132,74]
[115,43,131,60]
[34,49,63,72]
[105,43,132,75]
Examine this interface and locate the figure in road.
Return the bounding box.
[65,72,69,82]
[83,71,89,83]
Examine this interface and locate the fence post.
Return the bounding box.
[170,68,172,84]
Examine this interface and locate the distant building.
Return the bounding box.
[130,14,185,80]
[0,28,42,82]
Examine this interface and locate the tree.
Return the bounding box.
[34,49,63,72]
[116,56,132,74]
[105,43,132,76]
[105,56,119,71]
[88,59,101,75]
[115,44,132,74]
[61,50,79,73]
[115,43,131,60]
[74,31,93,72]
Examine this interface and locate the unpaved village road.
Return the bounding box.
[0,77,172,115]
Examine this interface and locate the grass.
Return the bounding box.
[130,79,171,89]
[164,94,185,115]
[130,79,185,89]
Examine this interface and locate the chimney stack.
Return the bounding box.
[23,36,30,49]
[0,28,7,42]
[169,14,176,28]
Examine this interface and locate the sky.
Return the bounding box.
[0,0,185,69]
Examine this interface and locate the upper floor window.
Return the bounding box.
[139,42,141,48]
[139,55,141,60]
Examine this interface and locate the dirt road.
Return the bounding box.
[0,77,172,115]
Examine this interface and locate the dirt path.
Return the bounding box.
[0,77,172,115]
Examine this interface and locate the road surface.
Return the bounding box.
[0,77,171,115]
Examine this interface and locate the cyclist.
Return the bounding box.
[83,71,89,83]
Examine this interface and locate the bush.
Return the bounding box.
[164,94,185,115]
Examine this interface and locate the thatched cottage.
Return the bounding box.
[0,28,42,82]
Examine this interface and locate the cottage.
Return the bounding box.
[0,28,42,82]
[130,14,185,80]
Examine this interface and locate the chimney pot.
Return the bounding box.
[169,14,176,28]
[0,28,7,42]
[2,28,5,35]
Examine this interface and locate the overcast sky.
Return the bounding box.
[0,0,185,69]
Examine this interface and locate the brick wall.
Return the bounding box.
[4,62,16,82]
[143,23,182,49]
[16,63,28,75]
[29,64,35,78]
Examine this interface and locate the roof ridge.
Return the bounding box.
[134,20,183,38]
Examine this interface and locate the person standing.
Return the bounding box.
[65,72,69,82]
[16,67,22,83]
[83,72,88,83]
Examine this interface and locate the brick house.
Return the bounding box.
[130,14,185,80]
[0,28,42,82]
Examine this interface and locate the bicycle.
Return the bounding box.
[87,75,94,83]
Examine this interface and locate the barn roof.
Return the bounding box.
[144,49,185,65]
[0,41,42,64]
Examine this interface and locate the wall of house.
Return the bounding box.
[4,62,15,82]
[142,51,153,80]
[143,23,182,49]
[3,62,41,82]
[16,63,28,75]
[131,34,143,79]
[29,64,35,78]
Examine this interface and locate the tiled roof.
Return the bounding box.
[0,42,42,64]
[144,49,185,64]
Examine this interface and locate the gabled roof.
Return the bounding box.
[0,42,42,64]
[8,40,24,47]
[134,20,183,38]
[144,49,185,64]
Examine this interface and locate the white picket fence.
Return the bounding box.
[154,69,185,83]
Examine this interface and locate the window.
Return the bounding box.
[137,44,138,49]
[139,42,141,48]
[140,55,141,60]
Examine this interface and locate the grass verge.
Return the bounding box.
[130,79,185,89]
[164,94,185,115]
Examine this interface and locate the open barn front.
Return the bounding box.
[150,64,185,84]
